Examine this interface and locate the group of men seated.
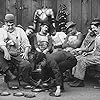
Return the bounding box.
[0,13,100,97]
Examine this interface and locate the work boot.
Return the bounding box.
[69,78,85,87]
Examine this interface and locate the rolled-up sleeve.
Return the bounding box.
[0,29,6,47]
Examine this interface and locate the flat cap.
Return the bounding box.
[4,14,15,23]
[65,21,76,30]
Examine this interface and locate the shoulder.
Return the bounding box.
[15,27,25,32]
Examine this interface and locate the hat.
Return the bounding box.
[28,25,35,31]
[40,22,49,27]
[4,14,15,23]
[91,18,100,25]
[65,21,76,30]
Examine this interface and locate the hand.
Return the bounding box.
[4,51,11,60]
[43,49,48,54]
[20,52,28,60]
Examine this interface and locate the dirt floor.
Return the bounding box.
[0,77,100,100]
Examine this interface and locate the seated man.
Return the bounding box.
[0,14,35,87]
[69,19,100,87]
[34,23,52,54]
[31,50,77,97]
[71,24,96,56]
[62,21,83,52]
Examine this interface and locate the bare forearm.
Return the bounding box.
[0,45,8,53]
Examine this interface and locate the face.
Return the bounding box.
[67,26,76,34]
[91,25,99,35]
[41,25,49,33]
[26,28,33,36]
[5,22,15,32]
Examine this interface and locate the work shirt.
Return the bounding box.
[0,26,31,52]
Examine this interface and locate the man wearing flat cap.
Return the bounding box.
[0,14,35,87]
[69,19,100,87]
[61,21,83,52]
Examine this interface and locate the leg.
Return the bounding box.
[18,59,37,86]
[0,52,9,72]
[70,55,99,87]
[58,53,77,90]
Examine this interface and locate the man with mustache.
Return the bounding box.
[69,19,100,87]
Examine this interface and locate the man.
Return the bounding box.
[0,14,34,87]
[31,50,77,97]
[69,19,100,87]
[34,23,52,54]
[62,21,83,52]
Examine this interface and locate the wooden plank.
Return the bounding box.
[92,0,98,19]
[71,0,82,32]
[6,0,17,24]
[0,0,6,22]
[51,0,57,16]
[81,0,92,35]
[97,0,100,18]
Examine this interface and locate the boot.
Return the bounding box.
[69,78,85,87]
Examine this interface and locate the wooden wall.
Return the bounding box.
[0,0,100,34]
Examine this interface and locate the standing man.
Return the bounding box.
[0,14,34,86]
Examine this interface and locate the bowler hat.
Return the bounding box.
[65,21,76,30]
[4,14,15,23]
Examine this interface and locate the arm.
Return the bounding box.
[20,28,31,59]
[0,45,11,60]
[73,32,83,48]
[0,29,11,60]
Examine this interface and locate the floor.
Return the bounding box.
[0,76,100,100]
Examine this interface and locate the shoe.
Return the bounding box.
[49,92,61,97]
[67,77,79,84]
[69,79,85,87]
